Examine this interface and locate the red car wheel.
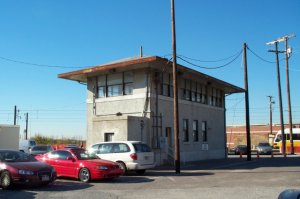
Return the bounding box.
[0,171,12,190]
[79,168,90,183]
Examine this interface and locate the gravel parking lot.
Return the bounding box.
[1,155,300,199]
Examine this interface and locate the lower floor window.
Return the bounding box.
[202,121,207,142]
[104,133,114,142]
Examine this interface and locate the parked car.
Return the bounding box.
[0,149,56,190]
[88,141,156,174]
[36,148,124,182]
[234,145,248,155]
[256,142,273,155]
[278,189,300,199]
[29,145,54,156]
[19,139,37,153]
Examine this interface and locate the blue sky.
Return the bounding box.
[0,0,299,139]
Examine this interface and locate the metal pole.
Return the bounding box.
[171,0,180,174]
[285,38,294,154]
[243,43,251,161]
[14,105,17,125]
[267,96,274,135]
[274,42,286,156]
[25,113,28,140]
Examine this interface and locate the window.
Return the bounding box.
[118,143,130,153]
[124,71,133,95]
[181,79,207,104]
[97,72,133,98]
[202,121,207,142]
[104,133,114,142]
[99,144,113,154]
[183,80,191,101]
[183,119,189,142]
[107,73,122,97]
[133,143,152,152]
[191,81,197,102]
[50,151,72,160]
[160,72,173,97]
[210,87,223,107]
[97,75,106,98]
[193,120,199,142]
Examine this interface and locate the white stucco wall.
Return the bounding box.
[153,94,226,163]
[85,66,227,164]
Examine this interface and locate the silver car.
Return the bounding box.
[256,142,272,155]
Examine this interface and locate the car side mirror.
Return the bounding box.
[67,156,75,162]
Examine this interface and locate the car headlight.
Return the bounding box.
[18,170,34,175]
[96,166,108,170]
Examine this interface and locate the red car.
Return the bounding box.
[0,150,57,190]
[36,148,124,182]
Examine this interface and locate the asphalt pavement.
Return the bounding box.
[1,154,300,199]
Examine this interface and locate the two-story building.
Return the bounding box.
[58,56,244,165]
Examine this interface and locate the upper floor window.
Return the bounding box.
[160,72,173,97]
[182,79,207,104]
[97,72,133,98]
[210,87,223,107]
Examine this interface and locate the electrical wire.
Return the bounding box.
[0,56,86,69]
[177,50,243,63]
[246,46,276,64]
[176,49,243,69]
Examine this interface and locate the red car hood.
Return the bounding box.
[7,161,52,171]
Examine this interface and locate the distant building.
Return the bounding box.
[59,56,243,165]
[226,123,300,148]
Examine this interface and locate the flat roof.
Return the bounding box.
[58,56,244,94]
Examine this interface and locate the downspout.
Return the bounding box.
[224,93,227,159]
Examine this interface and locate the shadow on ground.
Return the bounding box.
[152,155,300,171]
[0,180,93,199]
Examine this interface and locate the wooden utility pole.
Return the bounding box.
[267,40,286,156]
[171,0,180,174]
[243,43,251,161]
[284,35,295,154]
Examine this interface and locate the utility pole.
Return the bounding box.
[267,96,275,135]
[284,34,295,154]
[243,43,251,161]
[14,105,17,125]
[25,113,28,140]
[266,39,286,156]
[171,0,180,174]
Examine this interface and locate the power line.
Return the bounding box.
[165,50,243,63]
[176,49,243,69]
[0,56,86,69]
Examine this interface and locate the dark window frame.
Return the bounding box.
[193,120,199,142]
[202,121,207,142]
[183,119,189,142]
[97,72,133,98]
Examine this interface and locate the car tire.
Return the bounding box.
[79,168,90,183]
[0,171,12,190]
[136,170,146,175]
[117,161,127,173]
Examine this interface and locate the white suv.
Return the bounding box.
[88,141,155,174]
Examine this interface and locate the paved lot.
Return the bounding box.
[1,155,300,199]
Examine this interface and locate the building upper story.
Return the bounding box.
[58,56,244,117]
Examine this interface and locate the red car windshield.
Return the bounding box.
[72,150,99,160]
[0,151,37,163]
